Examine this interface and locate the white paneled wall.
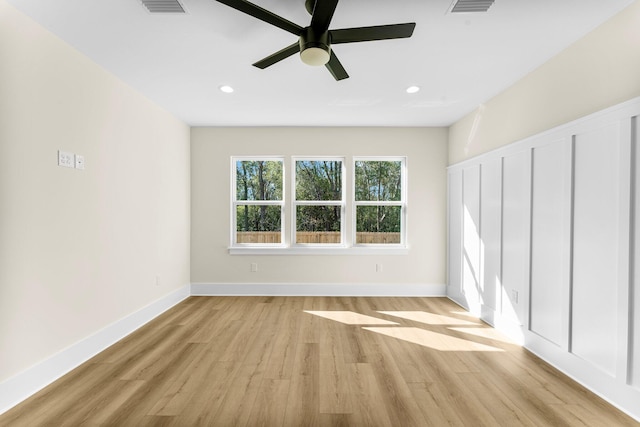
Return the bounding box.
[447,97,640,420]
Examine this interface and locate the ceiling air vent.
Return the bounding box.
[451,0,495,13]
[141,0,185,13]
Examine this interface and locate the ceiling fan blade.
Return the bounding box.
[330,23,416,44]
[252,42,301,69]
[310,0,339,34]
[216,0,303,36]
[325,51,349,81]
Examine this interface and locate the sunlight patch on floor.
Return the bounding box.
[363,327,503,352]
[304,311,399,325]
[377,311,478,326]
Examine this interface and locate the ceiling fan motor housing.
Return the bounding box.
[299,27,330,66]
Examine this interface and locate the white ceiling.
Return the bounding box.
[6,0,635,126]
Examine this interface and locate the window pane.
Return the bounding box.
[236,205,281,243]
[356,206,401,244]
[236,160,283,201]
[296,160,342,201]
[355,160,401,201]
[296,206,341,244]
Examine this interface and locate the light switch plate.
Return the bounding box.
[75,154,85,170]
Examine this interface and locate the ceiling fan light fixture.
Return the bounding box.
[299,27,330,66]
[300,46,330,66]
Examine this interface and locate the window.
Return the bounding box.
[354,158,405,245]
[233,158,284,245]
[294,158,344,245]
[230,156,406,254]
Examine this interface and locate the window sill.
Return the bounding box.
[228,246,409,256]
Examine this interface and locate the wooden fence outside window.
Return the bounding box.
[236,232,400,244]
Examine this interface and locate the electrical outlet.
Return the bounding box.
[251,263,258,272]
[512,290,519,304]
[58,150,74,168]
[75,154,85,170]
[376,263,383,273]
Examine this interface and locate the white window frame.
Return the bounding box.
[231,157,285,248]
[352,156,407,247]
[292,157,346,247]
[228,155,409,255]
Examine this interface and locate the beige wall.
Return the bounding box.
[0,1,190,382]
[448,0,640,165]
[191,127,447,286]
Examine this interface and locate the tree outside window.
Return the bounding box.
[234,159,284,244]
[354,159,404,245]
[294,159,344,244]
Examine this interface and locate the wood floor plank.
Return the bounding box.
[210,360,266,426]
[1,296,637,427]
[64,379,147,426]
[348,363,394,427]
[282,342,320,427]
[245,378,290,427]
[457,371,538,426]
[173,361,238,425]
[357,325,429,426]
[407,381,466,427]
[318,317,353,414]
[263,300,302,380]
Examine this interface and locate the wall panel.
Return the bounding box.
[501,151,529,325]
[529,139,569,346]
[462,166,481,313]
[571,123,621,377]
[447,169,464,302]
[480,157,502,323]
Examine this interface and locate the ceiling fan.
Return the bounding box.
[215,0,416,80]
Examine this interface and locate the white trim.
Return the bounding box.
[228,246,409,255]
[191,282,446,297]
[0,285,190,416]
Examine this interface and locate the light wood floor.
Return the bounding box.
[1,296,637,426]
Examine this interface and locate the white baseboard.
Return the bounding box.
[0,284,190,415]
[191,282,447,297]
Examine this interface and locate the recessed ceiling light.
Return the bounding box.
[406,86,420,94]
[219,85,234,93]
